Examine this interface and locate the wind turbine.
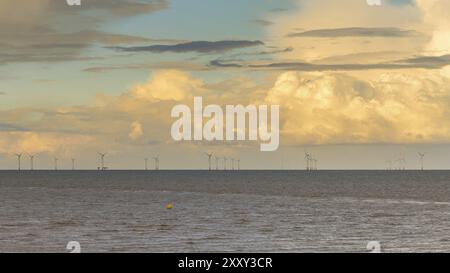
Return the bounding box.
[153,155,160,170]
[304,152,311,171]
[231,158,235,170]
[27,153,36,171]
[71,158,76,171]
[237,159,241,171]
[15,153,22,171]
[145,158,149,170]
[418,153,425,171]
[98,152,107,170]
[223,157,227,171]
[54,157,58,171]
[205,153,213,171]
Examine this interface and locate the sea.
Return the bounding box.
[1,170,450,253]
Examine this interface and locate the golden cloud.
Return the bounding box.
[265,70,450,145]
[3,68,450,156]
[0,131,94,155]
[129,70,205,102]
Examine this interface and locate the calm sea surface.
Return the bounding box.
[1,170,450,253]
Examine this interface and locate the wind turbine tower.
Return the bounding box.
[54,157,58,171]
[223,157,227,171]
[205,153,213,171]
[145,158,149,170]
[304,152,311,171]
[71,158,76,170]
[15,153,22,171]
[98,152,107,170]
[153,155,160,170]
[418,153,425,171]
[27,153,35,171]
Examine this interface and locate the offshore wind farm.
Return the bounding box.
[0,147,439,171]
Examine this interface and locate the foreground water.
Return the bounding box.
[1,170,450,253]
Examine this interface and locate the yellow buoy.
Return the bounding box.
[166,203,173,210]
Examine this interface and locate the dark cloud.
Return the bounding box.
[110,40,264,54]
[41,0,168,17]
[0,0,169,64]
[209,60,243,68]
[288,27,419,38]
[399,55,450,67]
[209,54,450,71]
[252,19,274,26]
[248,47,293,56]
[0,123,28,132]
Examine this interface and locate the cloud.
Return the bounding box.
[0,0,169,64]
[209,60,243,68]
[252,19,274,26]
[265,70,450,145]
[0,70,258,155]
[129,121,144,140]
[288,27,419,38]
[83,61,208,73]
[110,40,264,54]
[0,0,168,18]
[0,131,94,155]
[416,0,450,55]
[59,0,168,16]
[129,70,205,102]
[209,54,450,71]
[4,68,450,155]
[267,0,424,62]
[0,123,27,132]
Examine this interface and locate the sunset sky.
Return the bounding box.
[1,0,450,170]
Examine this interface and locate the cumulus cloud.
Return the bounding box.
[129,70,205,102]
[265,70,450,145]
[0,70,207,155]
[3,68,450,156]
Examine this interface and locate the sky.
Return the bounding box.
[1,0,450,170]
